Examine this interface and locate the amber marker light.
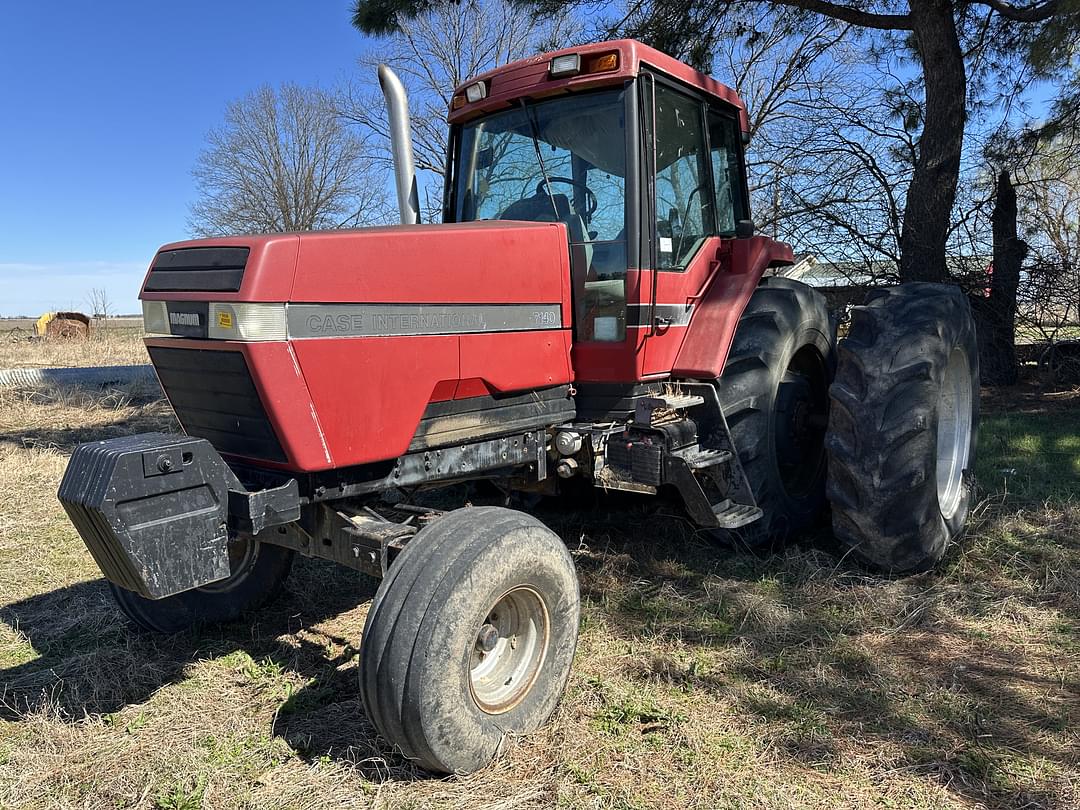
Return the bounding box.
[584,52,619,73]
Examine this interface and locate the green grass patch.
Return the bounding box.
[154,776,206,810]
[976,410,1080,501]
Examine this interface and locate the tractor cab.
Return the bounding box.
[444,40,755,379]
[449,87,629,341]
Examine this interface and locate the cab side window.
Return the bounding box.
[706,110,745,234]
[651,84,712,269]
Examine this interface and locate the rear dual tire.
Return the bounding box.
[714,278,979,574]
[716,277,835,545]
[826,283,979,573]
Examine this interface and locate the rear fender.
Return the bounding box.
[672,236,793,379]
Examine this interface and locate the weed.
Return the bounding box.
[154,777,206,810]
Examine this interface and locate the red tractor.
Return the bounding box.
[59,40,978,774]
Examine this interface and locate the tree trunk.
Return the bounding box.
[974,171,1027,386]
[898,0,966,283]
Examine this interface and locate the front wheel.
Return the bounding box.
[826,283,979,573]
[109,536,294,633]
[359,506,579,774]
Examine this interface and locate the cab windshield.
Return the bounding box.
[450,88,629,340]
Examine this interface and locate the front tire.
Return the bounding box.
[109,536,294,633]
[359,506,579,774]
[825,283,979,573]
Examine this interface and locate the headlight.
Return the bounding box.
[549,53,580,78]
[142,301,169,336]
[208,303,287,341]
[143,301,287,340]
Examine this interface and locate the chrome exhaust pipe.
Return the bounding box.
[378,64,420,225]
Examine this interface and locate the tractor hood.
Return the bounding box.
[140,220,572,329]
[138,220,575,472]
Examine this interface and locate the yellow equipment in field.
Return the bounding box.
[35,312,91,339]
[33,312,53,337]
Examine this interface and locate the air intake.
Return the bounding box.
[144,247,250,292]
[148,346,287,462]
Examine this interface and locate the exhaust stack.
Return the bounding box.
[378,64,420,225]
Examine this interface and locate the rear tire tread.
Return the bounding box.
[715,277,835,545]
[825,283,979,573]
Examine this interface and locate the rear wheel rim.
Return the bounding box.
[469,586,550,715]
[936,347,973,521]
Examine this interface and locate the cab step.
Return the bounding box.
[677,447,732,470]
[711,499,764,529]
[635,394,706,426]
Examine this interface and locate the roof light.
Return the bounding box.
[464,81,487,103]
[584,52,619,74]
[451,93,466,110]
[549,53,581,78]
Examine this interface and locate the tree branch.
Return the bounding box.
[966,0,1063,22]
[764,0,912,30]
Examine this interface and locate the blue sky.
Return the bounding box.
[0,1,368,315]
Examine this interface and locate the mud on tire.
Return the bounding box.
[826,283,979,573]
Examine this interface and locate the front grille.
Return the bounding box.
[148,346,287,462]
[144,247,249,292]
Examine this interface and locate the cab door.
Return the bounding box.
[640,75,751,377]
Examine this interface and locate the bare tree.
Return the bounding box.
[1015,136,1080,347]
[86,288,112,323]
[342,0,580,220]
[715,12,1027,298]
[706,16,913,283]
[190,84,390,236]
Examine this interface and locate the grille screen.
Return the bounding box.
[148,346,286,462]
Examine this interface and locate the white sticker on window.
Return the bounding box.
[594,316,618,341]
[659,236,673,253]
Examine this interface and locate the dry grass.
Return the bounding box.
[0,378,1077,809]
[0,328,148,369]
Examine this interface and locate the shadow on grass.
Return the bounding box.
[1,487,1076,801]
[0,554,422,775]
[0,385,176,454]
[549,492,1079,810]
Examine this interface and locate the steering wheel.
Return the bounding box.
[537,177,598,219]
[671,179,712,260]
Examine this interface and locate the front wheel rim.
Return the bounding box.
[197,534,258,593]
[469,586,550,715]
[936,347,973,521]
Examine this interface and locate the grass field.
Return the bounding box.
[0,374,1077,808]
[0,328,148,370]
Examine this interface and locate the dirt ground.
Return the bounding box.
[0,372,1076,809]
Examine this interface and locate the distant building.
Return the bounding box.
[772,255,990,309]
